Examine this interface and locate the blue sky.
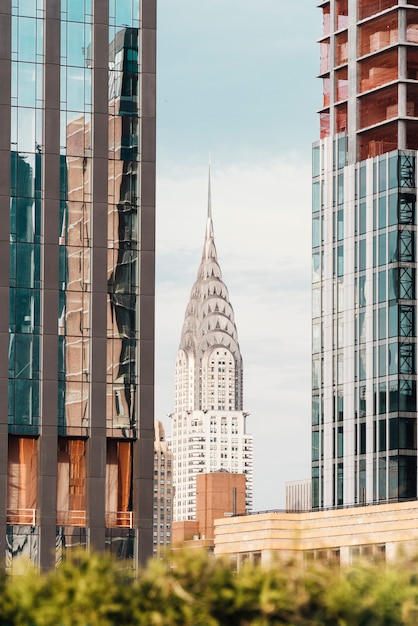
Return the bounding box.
[156,1,322,510]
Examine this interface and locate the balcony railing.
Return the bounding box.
[57,510,86,526]
[7,508,36,525]
[105,511,133,528]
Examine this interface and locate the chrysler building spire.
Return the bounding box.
[170,170,253,522]
[201,160,217,268]
[178,170,242,412]
[208,158,212,219]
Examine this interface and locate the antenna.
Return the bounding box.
[207,153,212,219]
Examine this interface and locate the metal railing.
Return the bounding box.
[7,508,36,525]
[57,511,86,526]
[105,511,133,528]
[236,497,418,517]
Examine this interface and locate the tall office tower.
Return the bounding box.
[170,174,253,521]
[312,0,418,509]
[0,1,156,570]
[153,421,173,557]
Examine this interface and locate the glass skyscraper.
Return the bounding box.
[0,0,155,570]
[312,0,418,509]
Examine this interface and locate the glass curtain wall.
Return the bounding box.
[312,147,417,508]
[370,153,417,502]
[9,0,43,436]
[105,0,140,529]
[59,0,92,438]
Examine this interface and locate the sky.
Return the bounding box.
[155,0,322,510]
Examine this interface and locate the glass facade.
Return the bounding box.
[312,145,418,507]
[58,1,92,437]
[106,26,139,438]
[313,0,418,510]
[1,0,155,570]
[9,2,43,435]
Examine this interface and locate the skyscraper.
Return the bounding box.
[170,172,253,521]
[0,1,155,570]
[312,0,418,508]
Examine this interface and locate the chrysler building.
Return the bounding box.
[170,171,253,521]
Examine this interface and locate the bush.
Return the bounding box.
[0,549,418,625]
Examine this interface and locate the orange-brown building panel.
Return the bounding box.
[172,472,246,550]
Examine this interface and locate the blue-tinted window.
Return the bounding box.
[378,307,386,339]
[359,347,366,380]
[379,344,386,377]
[338,209,344,240]
[378,196,386,229]
[379,420,386,451]
[359,239,367,270]
[388,229,397,263]
[378,233,386,266]
[312,182,320,212]
[388,155,398,189]
[337,174,344,205]
[338,136,347,169]
[312,145,320,177]
[312,431,320,461]
[17,17,38,62]
[388,341,398,375]
[65,0,92,21]
[378,270,386,303]
[359,165,366,198]
[359,275,367,306]
[359,202,366,234]
[379,156,387,192]
[337,245,344,276]
[388,301,398,337]
[388,268,397,299]
[388,191,397,226]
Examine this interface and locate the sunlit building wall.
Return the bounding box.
[286,479,312,512]
[0,0,155,570]
[153,421,173,557]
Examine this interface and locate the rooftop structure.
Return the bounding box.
[172,471,246,550]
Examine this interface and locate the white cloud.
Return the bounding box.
[156,158,312,509]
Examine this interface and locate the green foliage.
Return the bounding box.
[1,549,418,625]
